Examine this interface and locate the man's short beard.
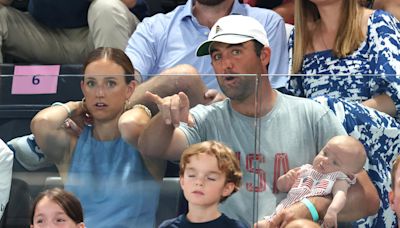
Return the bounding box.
[196,0,226,6]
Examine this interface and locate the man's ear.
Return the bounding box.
[222,182,235,197]
[260,46,271,67]
[77,222,85,228]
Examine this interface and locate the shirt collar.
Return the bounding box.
[180,0,194,19]
[231,0,246,15]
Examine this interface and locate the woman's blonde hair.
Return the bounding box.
[292,0,365,73]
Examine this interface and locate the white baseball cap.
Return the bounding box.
[196,15,269,57]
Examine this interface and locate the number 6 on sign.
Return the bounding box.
[32,75,41,85]
[12,65,60,94]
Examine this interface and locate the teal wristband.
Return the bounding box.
[301,198,319,222]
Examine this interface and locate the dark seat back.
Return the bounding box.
[0,64,83,228]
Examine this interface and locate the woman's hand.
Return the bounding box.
[63,100,92,136]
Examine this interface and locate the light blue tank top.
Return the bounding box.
[65,126,160,228]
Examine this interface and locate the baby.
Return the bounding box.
[269,135,366,228]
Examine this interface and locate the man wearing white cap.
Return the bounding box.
[138,15,378,226]
[126,0,289,104]
[4,0,288,157]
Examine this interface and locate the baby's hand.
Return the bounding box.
[285,167,300,183]
[278,167,301,192]
[254,219,273,228]
[322,210,337,228]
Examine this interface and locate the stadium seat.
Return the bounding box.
[156,177,182,226]
[0,64,83,228]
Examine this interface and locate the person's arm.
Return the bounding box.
[0,139,13,220]
[254,197,331,228]
[277,167,300,192]
[323,180,350,228]
[362,13,400,118]
[119,105,152,148]
[31,101,84,164]
[260,170,378,227]
[308,171,378,221]
[128,64,211,115]
[337,170,379,220]
[363,94,396,117]
[138,91,192,161]
[321,170,378,220]
[119,105,166,181]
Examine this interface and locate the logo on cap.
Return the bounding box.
[215,25,222,34]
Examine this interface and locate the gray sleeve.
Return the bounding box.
[315,108,347,152]
[179,121,202,146]
[178,107,207,146]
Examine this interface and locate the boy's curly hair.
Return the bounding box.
[180,141,242,202]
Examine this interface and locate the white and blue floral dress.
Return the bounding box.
[287,10,400,228]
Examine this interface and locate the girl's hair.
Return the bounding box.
[83,47,135,83]
[30,188,84,225]
[292,0,365,73]
[179,141,242,202]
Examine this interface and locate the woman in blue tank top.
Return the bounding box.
[31,47,164,228]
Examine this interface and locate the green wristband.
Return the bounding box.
[301,198,319,222]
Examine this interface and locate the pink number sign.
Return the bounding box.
[12,65,60,94]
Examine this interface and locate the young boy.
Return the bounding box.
[159,141,247,228]
[390,156,400,227]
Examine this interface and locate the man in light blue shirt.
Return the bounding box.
[125,0,288,90]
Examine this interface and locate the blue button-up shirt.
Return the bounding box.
[125,0,289,89]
